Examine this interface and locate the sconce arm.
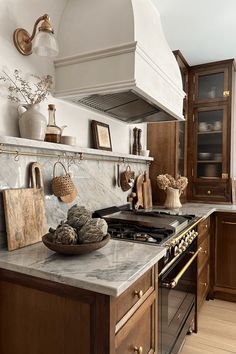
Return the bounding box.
[28,14,51,42]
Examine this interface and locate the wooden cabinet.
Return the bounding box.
[213,212,236,302]
[188,60,234,202]
[196,216,210,322]
[0,266,158,354]
[147,51,189,204]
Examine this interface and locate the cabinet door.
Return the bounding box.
[189,104,231,202]
[115,292,156,354]
[193,67,230,104]
[193,105,229,180]
[215,214,236,292]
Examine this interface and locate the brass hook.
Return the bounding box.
[14,151,20,161]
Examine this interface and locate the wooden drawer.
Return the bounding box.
[193,183,229,202]
[198,217,210,243]
[115,292,156,354]
[198,235,209,275]
[197,264,209,310]
[115,267,155,324]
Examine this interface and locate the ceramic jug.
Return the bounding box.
[18,104,47,141]
[164,187,182,209]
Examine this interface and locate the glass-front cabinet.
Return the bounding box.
[188,59,234,202]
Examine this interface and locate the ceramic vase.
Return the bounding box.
[18,104,47,141]
[164,187,182,209]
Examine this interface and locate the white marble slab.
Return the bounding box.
[0,239,166,297]
[153,202,236,219]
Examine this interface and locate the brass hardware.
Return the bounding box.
[162,248,202,289]
[0,146,148,164]
[207,190,211,195]
[134,290,143,299]
[133,346,143,354]
[222,173,229,179]
[13,14,55,56]
[201,249,207,254]
[205,224,208,228]
[200,282,207,287]
[222,221,236,225]
[223,90,230,97]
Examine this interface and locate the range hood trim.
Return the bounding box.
[54,42,185,122]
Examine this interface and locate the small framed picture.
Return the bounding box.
[91,120,112,151]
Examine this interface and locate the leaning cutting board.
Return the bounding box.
[142,171,153,209]
[3,162,48,251]
[135,173,144,209]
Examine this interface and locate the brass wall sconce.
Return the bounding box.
[13,14,59,57]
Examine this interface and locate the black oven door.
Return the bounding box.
[159,242,199,354]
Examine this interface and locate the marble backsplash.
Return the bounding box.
[0,145,149,248]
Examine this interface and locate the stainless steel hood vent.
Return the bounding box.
[69,91,175,123]
[54,0,185,123]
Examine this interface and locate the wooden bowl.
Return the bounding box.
[42,233,110,255]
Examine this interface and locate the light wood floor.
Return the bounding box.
[180,299,236,354]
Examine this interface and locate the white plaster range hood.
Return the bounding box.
[54,0,185,123]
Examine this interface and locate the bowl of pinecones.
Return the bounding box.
[42,205,110,255]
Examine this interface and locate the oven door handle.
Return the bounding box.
[162,247,202,289]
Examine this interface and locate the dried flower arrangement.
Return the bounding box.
[156,174,188,194]
[0,69,53,104]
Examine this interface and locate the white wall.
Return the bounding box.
[0,0,146,153]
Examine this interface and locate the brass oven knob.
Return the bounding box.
[174,246,180,256]
[134,290,143,299]
[134,346,143,354]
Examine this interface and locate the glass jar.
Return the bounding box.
[45,104,61,143]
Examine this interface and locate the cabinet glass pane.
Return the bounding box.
[198,73,224,100]
[197,110,223,178]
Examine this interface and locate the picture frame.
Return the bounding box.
[91,120,112,151]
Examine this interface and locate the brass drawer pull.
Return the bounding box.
[222,221,236,225]
[134,290,143,299]
[200,282,207,287]
[133,346,143,354]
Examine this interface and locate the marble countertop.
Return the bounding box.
[153,202,236,219]
[0,239,166,297]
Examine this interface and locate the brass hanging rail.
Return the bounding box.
[0,145,151,165]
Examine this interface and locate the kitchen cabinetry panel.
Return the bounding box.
[148,51,189,204]
[0,266,158,354]
[196,216,210,328]
[214,213,236,302]
[188,59,234,202]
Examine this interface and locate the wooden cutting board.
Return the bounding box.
[142,171,153,210]
[135,174,144,209]
[3,162,48,251]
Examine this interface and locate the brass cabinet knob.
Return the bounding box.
[205,224,208,228]
[207,190,211,195]
[134,346,143,354]
[134,290,143,299]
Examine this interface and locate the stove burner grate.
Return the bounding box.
[107,222,174,244]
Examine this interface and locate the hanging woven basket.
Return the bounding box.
[51,161,75,197]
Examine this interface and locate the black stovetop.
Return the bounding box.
[94,205,196,246]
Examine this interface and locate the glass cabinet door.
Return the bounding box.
[194,68,229,103]
[195,106,228,179]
